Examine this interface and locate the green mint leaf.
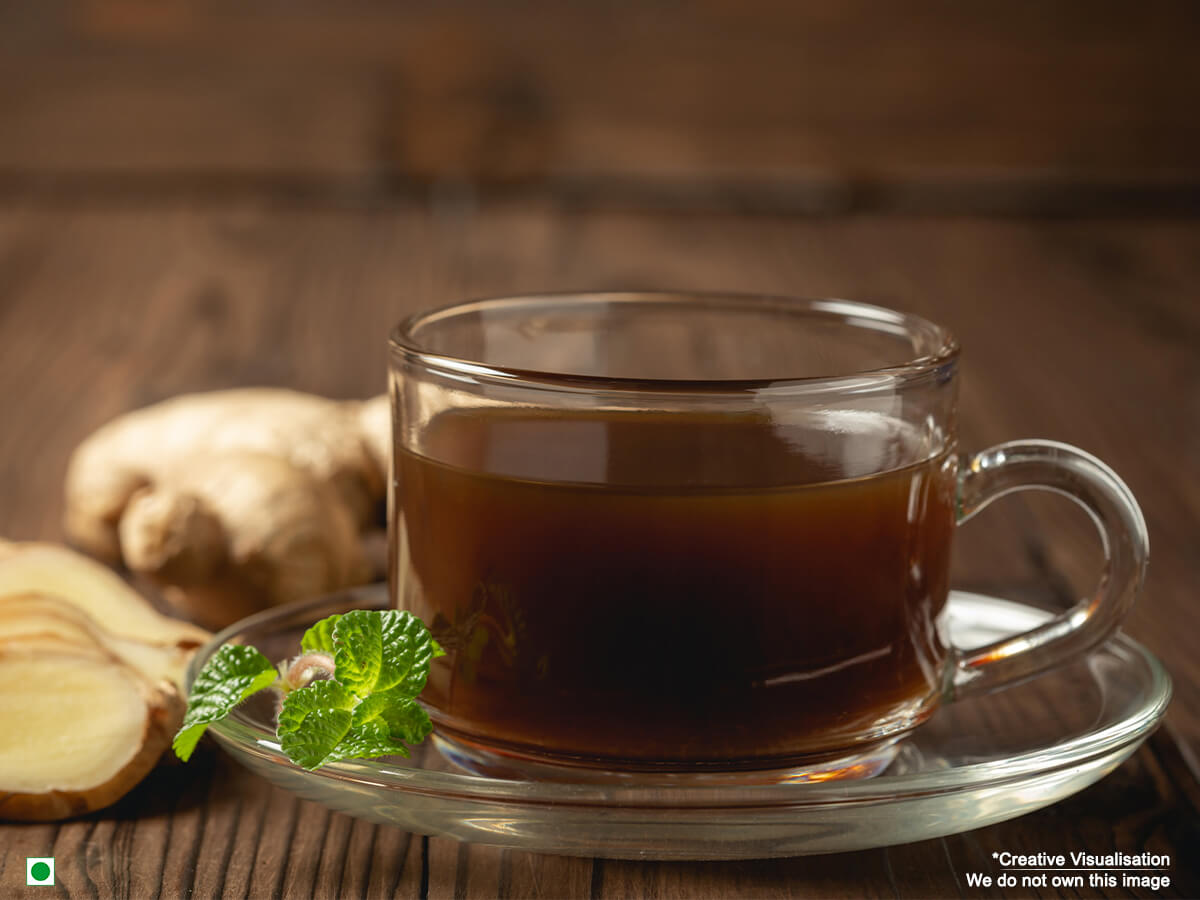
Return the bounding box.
[375,610,440,696]
[276,680,358,769]
[322,695,433,763]
[330,609,382,696]
[373,696,434,746]
[352,689,434,743]
[324,732,409,762]
[300,613,341,655]
[280,707,355,769]
[173,644,278,761]
[276,679,356,735]
[332,609,438,698]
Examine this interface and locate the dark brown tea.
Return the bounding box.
[395,407,957,769]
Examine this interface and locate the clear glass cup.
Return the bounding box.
[388,292,1148,782]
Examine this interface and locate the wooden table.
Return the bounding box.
[1,201,1197,897]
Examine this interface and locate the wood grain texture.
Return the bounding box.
[0,203,1197,896]
[1,0,1199,209]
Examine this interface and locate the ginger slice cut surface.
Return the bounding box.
[0,594,193,691]
[0,543,208,647]
[0,650,150,793]
[0,599,97,647]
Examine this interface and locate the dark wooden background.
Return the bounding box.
[3,0,1200,208]
[1,2,1198,897]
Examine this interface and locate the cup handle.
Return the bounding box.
[949,440,1149,699]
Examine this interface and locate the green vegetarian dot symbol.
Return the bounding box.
[31,863,50,881]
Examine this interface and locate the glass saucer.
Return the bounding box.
[190,586,1170,860]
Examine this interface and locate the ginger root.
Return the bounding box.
[64,389,391,628]
[0,543,210,821]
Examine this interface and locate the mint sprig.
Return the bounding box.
[174,609,444,769]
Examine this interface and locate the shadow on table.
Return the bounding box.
[102,744,223,822]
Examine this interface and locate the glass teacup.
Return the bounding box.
[388,293,1147,782]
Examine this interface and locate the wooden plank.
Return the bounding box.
[0,0,1198,203]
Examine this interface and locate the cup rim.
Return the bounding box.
[389,291,959,394]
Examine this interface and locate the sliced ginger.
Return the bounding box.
[0,643,181,821]
[0,594,194,691]
[0,541,208,647]
[0,542,209,821]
